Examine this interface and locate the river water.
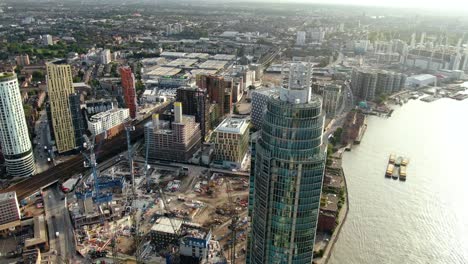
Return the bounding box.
[329,90,468,263]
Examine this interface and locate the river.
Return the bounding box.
[329,90,468,263]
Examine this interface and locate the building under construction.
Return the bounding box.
[144,102,202,162]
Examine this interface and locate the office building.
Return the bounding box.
[211,117,249,169]
[296,31,306,46]
[247,63,326,264]
[145,102,201,162]
[87,108,130,136]
[251,87,279,130]
[42,34,53,46]
[176,87,210,141]
[15,54,30,66]
[46,62,81,153]
[0,73,35,177]
[322,83,342,117]
[100,49,112,64]
[0,191,21,226]
[120,66,138,119]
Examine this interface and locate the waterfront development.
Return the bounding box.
[329,95,468,264]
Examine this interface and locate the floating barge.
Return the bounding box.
[385,164,394,178]
[401,157,409,166]
[399,166,407,181]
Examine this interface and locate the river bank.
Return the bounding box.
[313,148,349,264]
[328,98,468,263]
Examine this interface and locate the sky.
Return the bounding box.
[259,0,468,12]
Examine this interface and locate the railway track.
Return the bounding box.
[1,103,170,200]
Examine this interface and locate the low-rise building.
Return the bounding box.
[179,226,212,263]
[87,108,130,136]
[211,117,249,169]
[407,74,437,88]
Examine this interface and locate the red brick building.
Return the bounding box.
[119,66,138,118]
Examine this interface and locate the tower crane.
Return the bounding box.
[226,179,239,263]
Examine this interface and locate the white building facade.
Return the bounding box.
[0,73,35,177]
[87,108,130,136]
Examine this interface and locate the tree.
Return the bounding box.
[333,127,343,145]
[32,71,45,82]
[136,80,145,92]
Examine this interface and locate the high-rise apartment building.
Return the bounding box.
[211,117,249,169]
[15,54,30,66]
[247,63,326,264]
[296,31,306,46]
[322,83,342,117]
[100,49,112,65]
[0,73,35,177]
[351,68,406,101]
[196,74,229,116]
[120,66,138,119]
[144,102,201,162]
[46,62,81,153]
[42,34,53,46]
[0,191,21,225]
[176,87,210,141]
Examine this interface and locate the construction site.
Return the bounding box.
[66,127,249,264]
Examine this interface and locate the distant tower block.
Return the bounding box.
[174,102,183,123]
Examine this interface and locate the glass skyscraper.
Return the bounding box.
[247,63,326,264]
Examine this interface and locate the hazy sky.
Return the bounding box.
[269,0,468,11]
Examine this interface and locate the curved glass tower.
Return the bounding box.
[0,73,35,177]
[248,63,326,264]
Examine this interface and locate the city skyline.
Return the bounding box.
[0,1,466,263]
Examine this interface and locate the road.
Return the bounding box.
[324,81,354,140]
[43,186,76,263]
[33,110,53,174]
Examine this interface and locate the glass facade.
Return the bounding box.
[247,95,326,264]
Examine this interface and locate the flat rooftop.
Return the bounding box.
[165,58,198,67]
[89,108,128,122]
[146,66,182,77]
[160,52,187,58]
[252,87,279,96]
[188,69,218,77]
[151,217,183,234]
[198,60,228,70]
[0,191,17,202]
[408,74,436,81]
[213,54,236,61]
[186,53,210,60]
[214,117,249,135]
